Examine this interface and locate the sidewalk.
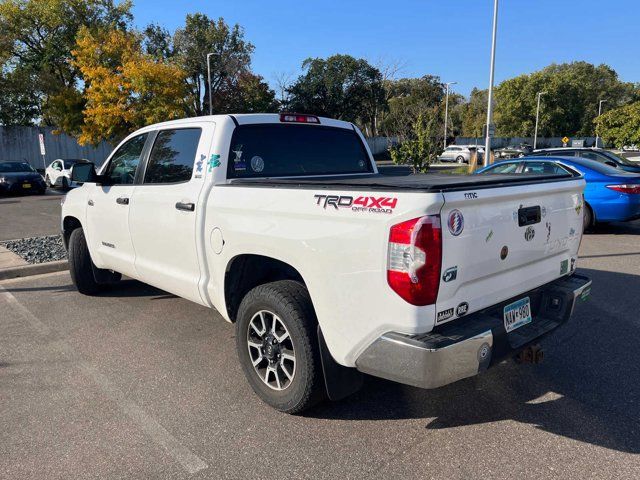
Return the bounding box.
[0,245,28,269]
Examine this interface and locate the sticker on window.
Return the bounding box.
[250,156,264,173]
[232,145,245,171]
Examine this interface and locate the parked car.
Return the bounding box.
[476,156,640,230]
[438,145,471,163]
[495,143,533,159]
[62,113,590,413]
[0,161,46,195]
[621,145,639,152]
[45,158,91,190]
[531,148,640,173]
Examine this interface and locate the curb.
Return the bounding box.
[0,260,68,281]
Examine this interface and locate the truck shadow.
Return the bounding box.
[311,267,640,454]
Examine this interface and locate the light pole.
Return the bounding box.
[595,99,607,148]
[443,81,457,149]
[484,0,499,166]
[206,52,220,116]
[533,91,547,150]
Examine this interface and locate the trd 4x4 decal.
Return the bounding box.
[314,195,398,214]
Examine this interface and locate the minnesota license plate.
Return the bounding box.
[503,297,532,333]
[22,183,31,188]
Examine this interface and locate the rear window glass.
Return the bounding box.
[144,128,202,184]
[227,124,372,178]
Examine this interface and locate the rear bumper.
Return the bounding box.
[355,274,591,389]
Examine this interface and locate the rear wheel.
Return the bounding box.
[583,203,594,233]
[235,280,325,414]
[62,177,69,190]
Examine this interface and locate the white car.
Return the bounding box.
[62,113,591,413]
[438,145,472,163]
[45,158,91,189]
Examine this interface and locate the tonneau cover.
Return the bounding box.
[227,172,577,192]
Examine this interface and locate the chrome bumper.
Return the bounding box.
[356,274,592,390]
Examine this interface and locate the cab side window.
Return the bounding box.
[104,134,148,185]
[522,162,568,175]
[143,128,202,184]
[487,162,520,173]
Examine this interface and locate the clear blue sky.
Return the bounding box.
[131,0,640,98]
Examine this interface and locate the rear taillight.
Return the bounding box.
[279,113,320,124]
[387,215,442,306]
[606,184,640,194]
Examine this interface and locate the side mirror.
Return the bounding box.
[71,162,98,184]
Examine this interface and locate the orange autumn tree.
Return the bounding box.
[73,26,188,144]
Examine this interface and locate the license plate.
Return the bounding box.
[503,297,532,333]
[22,183,31,188]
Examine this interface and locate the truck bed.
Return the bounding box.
[227,172,577,192]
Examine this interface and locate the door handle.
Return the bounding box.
[116,197,129,205]
[175,202,195,212]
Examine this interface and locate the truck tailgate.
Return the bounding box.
[436,179,585,324]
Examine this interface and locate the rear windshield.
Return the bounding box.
[227,124,372,178]
[0,162,34,172]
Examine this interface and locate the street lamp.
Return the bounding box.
[533,91,547,150]
[595,99,607,148]
[206,52,221,116]
[443,81,457,149]
[484,0,499,166]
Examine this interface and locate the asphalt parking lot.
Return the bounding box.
[1,220,640,479]
[0,189,64,241]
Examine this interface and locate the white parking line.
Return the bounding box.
[0,284,209,475]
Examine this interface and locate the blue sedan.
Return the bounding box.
[476,156,640,230]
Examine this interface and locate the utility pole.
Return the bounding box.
[484,0,499,166]
[595,99,607,148]
[533,91,547,150]
[206,52,219,116]
[443,82,457,149]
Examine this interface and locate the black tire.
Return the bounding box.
[45,175,52,188]
[456,155,465,164]
[62,177,69,190]
[235,280,325,414]
[68,228,103,295]
[583,203,594,233]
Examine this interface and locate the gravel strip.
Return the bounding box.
[0,235,67,264]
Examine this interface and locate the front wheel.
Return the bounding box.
[62,177,69,190]
[235,280,325,414]
[456,155,465,164]
[45,175,52,188]
[68,228,121,294]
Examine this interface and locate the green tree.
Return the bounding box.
[0,67,40,125]
[460,88,487,137]
[286,54,385,135]
[389,109,442,173]
[380,75,444,138]
[597,101,640,148]
[173,14,254,116]
[0,0,132,127]
[494,62,637,137]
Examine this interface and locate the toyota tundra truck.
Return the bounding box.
[62,113,591,413]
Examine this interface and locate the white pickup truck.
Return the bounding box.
[63,113,591,413]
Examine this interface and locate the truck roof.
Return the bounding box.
[133,113,355,131]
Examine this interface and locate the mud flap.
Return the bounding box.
[318,326,364,401]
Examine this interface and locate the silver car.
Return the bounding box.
[438,146,472,163]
